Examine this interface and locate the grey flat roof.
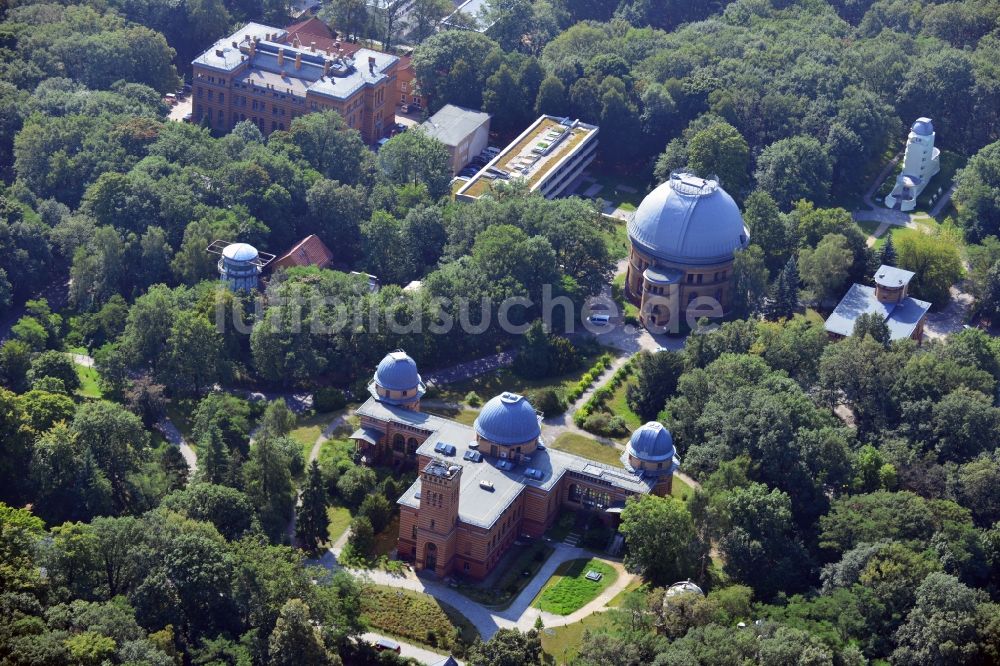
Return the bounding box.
[357,397,655,530]
[421,104,491,147]
[193,24,397,100]
[194,23,281,71]
[825,284,930,340]
[874,264,915,288]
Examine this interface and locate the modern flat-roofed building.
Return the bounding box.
[421,104,491,175]
[191,22,396,143]
[825,265,931,343]
[351,350,680,579]
[455,115,598,202]
[442,0,497,32]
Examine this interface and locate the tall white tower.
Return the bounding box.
[885,118,940,212]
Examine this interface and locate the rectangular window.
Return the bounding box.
[219,93,224,104]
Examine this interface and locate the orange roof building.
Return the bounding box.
[272,234,335,270]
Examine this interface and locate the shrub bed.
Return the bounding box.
[361,585,477,655]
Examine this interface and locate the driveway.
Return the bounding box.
[924,283,974,340]
[155,417,198,475]
[359,633,461,665]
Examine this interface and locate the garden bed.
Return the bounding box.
[532,558,618,615]
[361,585,479,655]
[456,540,554,609]
[550,433,622,467]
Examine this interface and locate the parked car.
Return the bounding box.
[393,122,407,133]
[458,168,479,177]
[587,314,611,325]
[182,112,192,123]
[373,638,401,653]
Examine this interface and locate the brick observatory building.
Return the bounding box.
[625,172,751,332]
[351,351,682,579]
[191,21,397,142]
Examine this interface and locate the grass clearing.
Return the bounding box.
[551,433,622,467]
[361,585,478,655]
[608,579,645,607]
[606,381,642,432]
[431,349,606,405]
[672,474,693,501]
[289,411,345,463]
[74,363,103,399]
[601,219,631,260]
[541,611,617,664]
[533,558,617,615]
[423,405,480,426]
[326,504,352,544]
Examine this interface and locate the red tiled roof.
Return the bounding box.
[273,234,335,270]
[282,17,364,57]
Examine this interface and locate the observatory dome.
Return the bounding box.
[474,392,541,446]
[222,242,259,263]
[626,422,676,463]
[627,173,749,266]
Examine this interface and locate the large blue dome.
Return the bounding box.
[374,350,422,391]
[627,422,676,462]
[627,173,749,266]
[474,392,541,446]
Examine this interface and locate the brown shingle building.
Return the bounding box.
[191,22,397,143]
[272,234,335,270]
[351,351,681,580]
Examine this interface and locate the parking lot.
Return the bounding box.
[167,95,192,122]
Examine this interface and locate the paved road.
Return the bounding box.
[155,417,199,475]
[313,541,635,640]
[359,633,460,665]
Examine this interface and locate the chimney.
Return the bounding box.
[292,36,301,48]
[325,47,331,56]
[368,56,376,73]
[215,49,224,57]
[295,52,302,70]
[310,41,316,52]
[277,47,284,66]
[232,40,238,48]
[324,60,331,77]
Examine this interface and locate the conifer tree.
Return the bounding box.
[880,232,897,266]
[296,460,328,551]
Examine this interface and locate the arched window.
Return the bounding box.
[393,434,405,452]
[407,437,419,454]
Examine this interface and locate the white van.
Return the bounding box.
[588,314,610,325]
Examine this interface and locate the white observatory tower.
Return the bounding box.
[885,117,940,212]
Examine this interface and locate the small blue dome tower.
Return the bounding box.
[369,350,426,411]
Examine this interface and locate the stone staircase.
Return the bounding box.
[563,532,582,547]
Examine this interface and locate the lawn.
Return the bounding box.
[457,540,554,608]
[551,433,622,467]
[74,363,103,399]
[606,382,642,432]
[611,274,639,320]
[423,404,480,426]
[672,474,693,501]
[540,579,644,664]
[601,219,631,261]
[432,349,607,405]
[289,410,350,463]
[325,504,352,544]
[541,611,617,664]
[533,558,618,615]
[361,585,479,655]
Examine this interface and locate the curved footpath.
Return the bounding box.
[311,541,634,641]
